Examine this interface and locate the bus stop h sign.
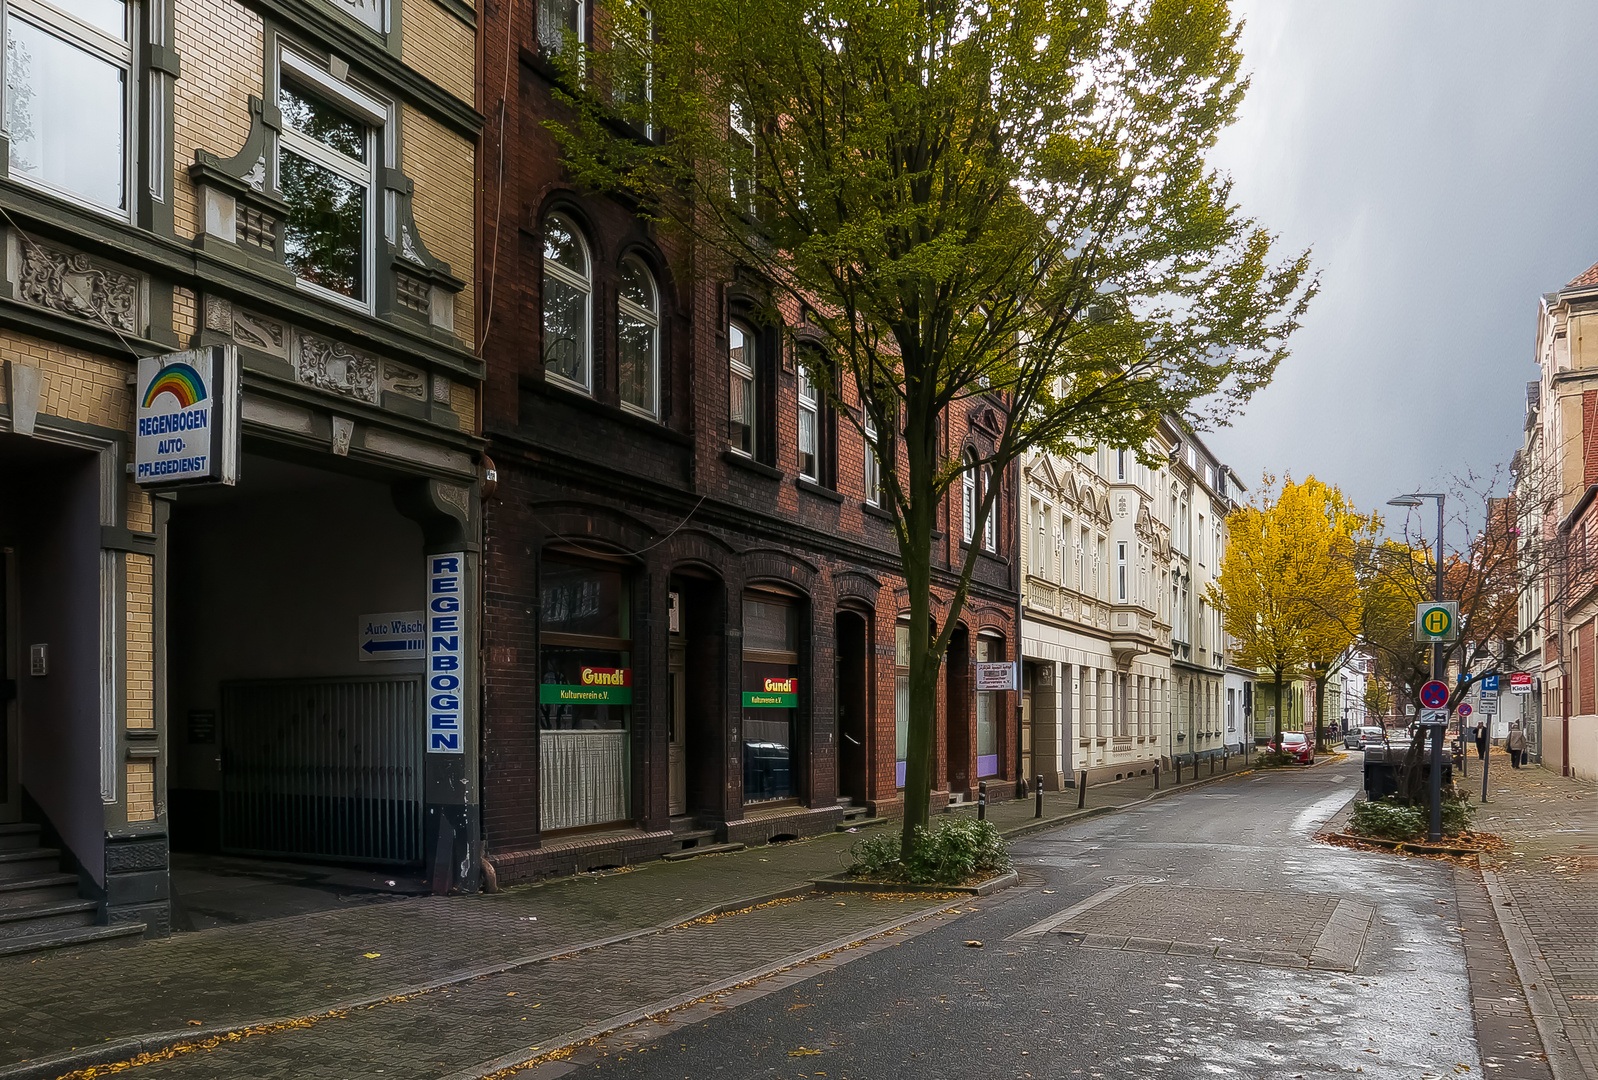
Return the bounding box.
[1415,602,1460,642]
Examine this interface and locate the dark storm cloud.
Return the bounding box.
[1201,0,1598,517]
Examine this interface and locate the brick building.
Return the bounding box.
[0,0,482,948]
[475,2,1020,883]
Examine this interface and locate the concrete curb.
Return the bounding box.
[0,883,817,1080]
[997,766,1256,842]
[1478,857,1582,1080]
[810,869,1018,897]
[447,896,968,1080]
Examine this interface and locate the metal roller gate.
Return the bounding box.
[220,676,424,866]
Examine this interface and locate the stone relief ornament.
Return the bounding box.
[399,223,425,265]
[233,310,286,358]
[243,155,266,193]
[381,359,427,401]
[17,242,138,333]
[204,295,234,332]
[296,333,378,403]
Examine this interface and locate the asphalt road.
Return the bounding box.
[578,758,1480,1080]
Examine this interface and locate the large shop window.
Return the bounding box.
[5,0,131,215]
[741,594,799,803]
[278,61,384,309]
[894,623,909,788]
[975,636,999,777]
[539,558,631,832]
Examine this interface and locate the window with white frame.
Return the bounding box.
[1116,541,1127,602]
[1116,449,1126,480]
[728,320,754,455]
[5,0,132,215]
[1077,525,1089,594]
[611,0,652,137]
[982,466,996,551]
[797,363,818,480]
[962,456,977,543]
[1095,535,1105,598]
[863,415,882,505]
[1197,512,1205,564]
[1032,498,1048,578]
[617,256,658,417]
[543,213,592,390]
[278,59,386,308]
[728,100,754,213]
[538,0,583,54]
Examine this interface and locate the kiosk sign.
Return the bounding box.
[134,346,240,486]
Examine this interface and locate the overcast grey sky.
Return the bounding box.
[1202,1,1598,521]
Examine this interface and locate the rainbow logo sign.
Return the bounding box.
[141,362,207,409]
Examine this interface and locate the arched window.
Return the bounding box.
[962,454,977,544]
[543,213,591,392]
[618,257,658,417]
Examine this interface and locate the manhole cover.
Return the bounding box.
[1103,874,1165,883]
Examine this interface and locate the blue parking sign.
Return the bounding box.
[1483,673,1500,692]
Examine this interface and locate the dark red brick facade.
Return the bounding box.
[475,0,1020,882]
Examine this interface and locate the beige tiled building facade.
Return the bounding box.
[0,0,482,937]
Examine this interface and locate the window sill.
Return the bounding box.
[796,477,843,503]
[862,501,894,523]
[722,449,782,480]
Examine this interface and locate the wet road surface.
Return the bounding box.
[578,758,1481,1079]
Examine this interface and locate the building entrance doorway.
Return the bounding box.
[669,646,686,816]
[834,611,869,805]
[945,626,972,794]
[1,547,17,824]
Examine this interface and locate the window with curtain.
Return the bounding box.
[728,320,754,454]
[6,0,131,215]
[539,0,582,53]
[617,257,658,417]
[975,637,998,776]
[1116,542,1127,602]
[538,558,631,831]
[543,214,592,390]
[797,364,818,480]
[742,595,799,802]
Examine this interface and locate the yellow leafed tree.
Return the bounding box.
[1209,475,1369,750]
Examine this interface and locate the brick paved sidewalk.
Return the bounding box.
[1472,750,1598,1080]
[0,761,1250,1079]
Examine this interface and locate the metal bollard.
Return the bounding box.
[1153,764,1160,790]
[1035,774,1044,818]
[1222,753,1228,773]
[978,781,987,821]
[1077,770,1088,808]
[1175,757,1182,783]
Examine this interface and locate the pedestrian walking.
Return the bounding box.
[1475,722,1488,760]
[1507,723,1526,769]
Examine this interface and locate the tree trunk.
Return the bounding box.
[1273,668,1285,748]
[897,388,946,860]
[1313,672,1329,757]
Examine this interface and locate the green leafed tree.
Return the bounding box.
[547,0,1316,852]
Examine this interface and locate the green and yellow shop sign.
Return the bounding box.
[540,667,632,705]
[743,677,797,708]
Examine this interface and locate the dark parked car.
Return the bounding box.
[1267,731,1314,764]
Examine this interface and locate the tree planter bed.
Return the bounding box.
[810,870,1018,897]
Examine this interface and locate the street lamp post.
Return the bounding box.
[1388,492,1447,843]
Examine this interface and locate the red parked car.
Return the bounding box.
[1267,731,1314,764]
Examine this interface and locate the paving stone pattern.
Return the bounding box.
[0,764,1241,1075]
[1046,882,1366,969]
[1474,753,1597,1080]
[98,893,948,1080]
[1453,865,1554,1079]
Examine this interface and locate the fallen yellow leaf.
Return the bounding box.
[789,1048,823,1056]
[364,953,381,959]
